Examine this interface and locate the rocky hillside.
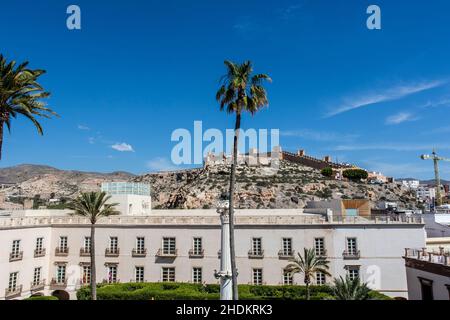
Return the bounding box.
[134,160,418,209]
[0,164,134,199]
[0,162,419,209]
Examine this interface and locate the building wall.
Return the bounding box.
[0,221,425,299]
[405,266,450,300]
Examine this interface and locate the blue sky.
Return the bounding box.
[1,0,450,179]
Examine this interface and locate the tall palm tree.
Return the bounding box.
[285,248,331,300]
[331,276,371,300]
[0,54,57,159]
[216,60,271,300]
[68,192,119,300]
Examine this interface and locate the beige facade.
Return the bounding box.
[0,210,425,300]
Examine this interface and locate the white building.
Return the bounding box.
[416,185,436,202]
[0,183,427,300]
[401,180,420,190]
[404,248,450,300]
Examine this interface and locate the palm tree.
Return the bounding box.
[331,276,371,300]
[0,54,57,159]
[216,60,271,300]
[285,248,331,300]
[68,192,119,300]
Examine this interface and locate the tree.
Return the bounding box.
[321,167,333,178]
[343,168,368,182]
[216,60,271,299]
[285,248,331,300]
[0,55,57,159]
[331,276,371,300]
[68,192,119,300]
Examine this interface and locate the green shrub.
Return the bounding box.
[321,167,333,178]
[343,169,368,181]
[76,282,386,300]
[25,295,59,300]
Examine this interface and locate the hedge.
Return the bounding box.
[25,296,59,300]
[76,283,390,300]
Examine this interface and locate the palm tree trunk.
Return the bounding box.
[90,223,97,300]
[0,120,4,160]
[229,111,241,300]
[305,280,310,300]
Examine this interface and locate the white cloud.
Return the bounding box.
[88,137,96,144]
[385,112,419,125]
[146,157,178,172]
[325,80,445,117]
[77,124,90,131]
[111,142,134,152]
[281,129,358,142]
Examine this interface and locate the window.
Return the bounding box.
[59,236,68,251]
[253,268,263,285]
[136,237,145,254]
[283,269,293,285]
[163,237,176,255]
[346,266,360,281]
[316,272,326,285]
[346,238,358,255]
[135,266,144,283]
[193,237,203,255]
[162,267,175,282]
[192,267,202,284]
[251,238,262,255]
[107,265,118,283]
[84,237,91,253]
[11,240,20,257]
[282,238,292,255]
[35,237,44,252]
[33,267,42,285]
[8,272,18,291]
[56,265,66,283]
[109,237,118,253]
[419,278,434,300]
[82,265,91,284]
[314,238,325,256]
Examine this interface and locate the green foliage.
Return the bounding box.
[331,276,373,300]
[343,169,368,182]
[76,282,358,300]
[321,167,333,178]
[25,295,59,300]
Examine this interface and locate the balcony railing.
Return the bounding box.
[132,248,147,257]
[9,251,23,262]
[50,278,67,289]
[80,248,91,257]
[156,249,177,258]
[30,280,46,292]
[5,285,22,299]
[55,247,69,256]
[105,248,120,257]
[278,249,295,260]
[189,249,204,258]
[248,250,264,259]
[34,248,46,258]
[343,250,361,260]
[404,248,450,266]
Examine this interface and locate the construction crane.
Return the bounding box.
[420,149,450,207]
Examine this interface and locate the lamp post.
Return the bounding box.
[214,200,233,300]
